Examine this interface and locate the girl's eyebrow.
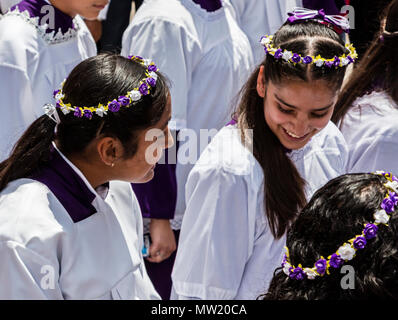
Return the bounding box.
[274,93,333,111]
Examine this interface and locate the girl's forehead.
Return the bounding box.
[268,79,338,110]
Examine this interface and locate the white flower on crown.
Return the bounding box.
[129,90,142,102]
[337,243,356,261]
[260,36,271,46]
[55,92,64,101]
[43,103,56,116]
[96,105,107,117]
[143,59,152,67]
[374,209,390,224]
[283,262,291,276]
[60,105,70,115]
[341,57,350,66]
[385,181,398,193]
[304,268,317,280]
[282,50,293,61]
[315,59,324,67]
[149,71,158,81]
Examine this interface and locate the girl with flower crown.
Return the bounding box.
[0,53,173,299]
[332,0,398,175]
[0,0,106,160]
[263,172,398,299]
[171,8,355,300]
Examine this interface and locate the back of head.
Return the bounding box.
[237,17,350,239]
[263,173,398,299]
[0,53,169,191]
[333,0,398,125]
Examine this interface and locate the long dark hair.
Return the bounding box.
[332,0,398,125]
[263,173,398,299]
[0,53,169,192]
[237,21,348,239]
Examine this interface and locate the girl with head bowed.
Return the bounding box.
[0,53,173,299]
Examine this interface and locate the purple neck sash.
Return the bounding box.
[30,147,102,223]
[11,0,75,34]
[192,0,222,12]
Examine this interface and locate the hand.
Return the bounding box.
[146,219,176,263]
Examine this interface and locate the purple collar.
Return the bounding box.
[192,0,222,12]
[11,0,75,34]
[30,147,103,223]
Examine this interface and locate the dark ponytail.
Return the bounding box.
[332,0,398,126]
[237,21,348,239]
[0,53,169,192]
[0,116,56,191]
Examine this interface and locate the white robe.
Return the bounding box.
[171,121,348,300]
[229,0,302,65]
[340,90,398,176]
[121,0,254,229]
[0,7,96,160]
[0,146,160,300]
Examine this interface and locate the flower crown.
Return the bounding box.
[282,171,398,281]
[46,55,159,120]
[260,34,358,68]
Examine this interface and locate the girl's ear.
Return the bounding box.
[256,65,266,98]
[96,137,123,167]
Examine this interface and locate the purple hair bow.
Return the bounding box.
[287,7,350,34]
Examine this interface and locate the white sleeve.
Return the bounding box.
[171,167,250,300]
[0,240,64,299]
[0,64,36,160]
[350,134,398,176]
[121,18,201,129]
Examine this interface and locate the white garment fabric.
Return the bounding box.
[122,0,254,229]
[339,91,398,175]
[171,121,348,300]
[0,0,18,13]
[0,147,160,300]
[0,7,96,160]
[229,0,302,65]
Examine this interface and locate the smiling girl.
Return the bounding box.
[171,8,355,300]
[0,54,173,299]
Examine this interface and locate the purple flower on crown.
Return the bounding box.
[56,102,61,108]
[389,192,398,205]
[303,56,313,64]
[392,175,398,182]
[363,223,378,240]
[329,253,343,268]
[53,89,60,98]
[118,96,130,107]
[315,258,327,275]
[347,56,354,63]
[281,254,287,267]
[146,77,157,88]
[83,109,93,119]
[381,197,395,213]
[274,49,283,59]
[333,56,341,67]
[325,61,334,68]
[148,64,157,72]
[108,99,121,113]
[139,82,149,95]
[353,236,367,250]
[289,267,306,280]
[264,47,268,54]
[292,53,301,63]
[74,107,82,118]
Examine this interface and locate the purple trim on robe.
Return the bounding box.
[30,147,99,223]
[11,0,75,34]
[192,0,222,12]
[131,132,180,220]
[302,0,340,15]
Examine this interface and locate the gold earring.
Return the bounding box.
[110,163,115,168]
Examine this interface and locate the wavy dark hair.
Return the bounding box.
[237,21,349,238]
[262,173,398,299]
[0,53,169,192]
[332,0,398,125]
